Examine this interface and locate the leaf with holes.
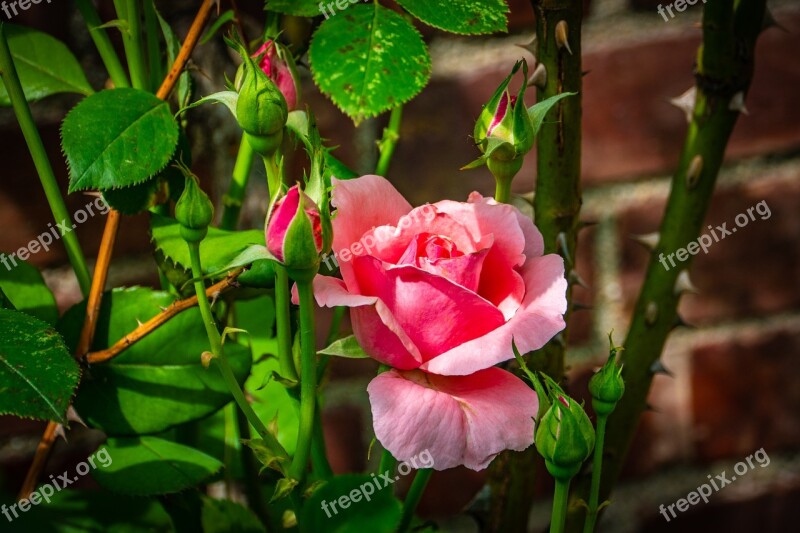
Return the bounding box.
[396,0,508,35]
[309,4,431,123]
[62,88,179,192]
[0,24,92,106]
[92,436,223,495]
[0,309,79,423]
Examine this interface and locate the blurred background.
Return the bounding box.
[1,0,798,531]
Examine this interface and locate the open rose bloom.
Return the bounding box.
[312,175,568,470]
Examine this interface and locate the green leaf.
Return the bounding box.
[242,438,290,476]
[11,489,173,532]
[267,0,321,17]
[309,4,431,123]
[0,24,92,106]
[396,0,508,35]
[301,475,403,533]
[156,7,192,109]
[151,213,267,276]
[201,497,266,533]
[0,308,79,423]
[92,436,223,495]
[527,92,577,137]
[58,287,251,435]
[0,258,58,324]
[102,176,161,215]
[319,335,369,359]
[179,90,238,118]
[62,88,179,192]
[199,10,236,45]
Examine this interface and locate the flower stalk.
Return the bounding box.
[398,468,433,533]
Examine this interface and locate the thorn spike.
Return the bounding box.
[686,155,703,189]
[569,270,589,289]
[631,232,660,251]
[669,86,696,124]
[555,21,572,55]
[529,62,547,89]
[515,35,537,60]
[729,91,749,115]
[674,270,698,295]
[556,232,573,266]
[645,301,658,325]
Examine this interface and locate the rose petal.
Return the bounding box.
[353,256,505,362]
[421,254,568,376]
[368,368,537,471]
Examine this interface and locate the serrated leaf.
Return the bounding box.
[267,0,321,17]
[62,88,179,192]
[396,0,508,35]
[92,436,223,495]
[528,92,577,137]
[58,288,251,435]
[0,258,58,324]
[319,335,369,359]
[0,24,93,106]
[151,213,266,276]
[0,308,79,423]
[300,475,403,533]
[309,4,431,123]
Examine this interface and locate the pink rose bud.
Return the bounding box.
[253,41,299,111]
[266,185,323,279]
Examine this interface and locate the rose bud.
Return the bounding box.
[472,60,534,181]
[535,394,595,481]
[588,336,625,417]
[253,40,299,111]
[266,185,323,281]
[235,47,288,158]
[175,173,214,243]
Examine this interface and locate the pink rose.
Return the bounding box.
[253,41,298,111]
[313,175,568,470]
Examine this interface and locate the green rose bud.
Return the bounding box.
[535,394,595,481]
[175,174,214,243]
[235,51,288,158]
[588,336,625,416]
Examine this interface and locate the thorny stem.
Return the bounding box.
[564,1,767,531]
[375,105,403,177]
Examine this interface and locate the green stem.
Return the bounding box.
[311,400,333,479]
[115,0,147,89]
[551,478,571,533]
[76,0,130,88]
[274,265,298,382]
[378,448,397,475]
[583,415,607,533]
[260,146,283,201]
[494,176,512,204]
[186,241,271,442]
[288,280,318,482]
[397,468,433,533]
[220,136,256,230]
[564,2,766,531]
[375,105,402,177]
[143,0,162,93]
[0,26,91,296]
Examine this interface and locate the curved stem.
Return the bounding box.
[551,478,571,533]
[221,136,256,230]
[288,280,318,482]
[375,105,403,177]
[378,448,397,476]
[187,242,271,443]
[398,468,433,533]
[76,0,130,88]
[0,27,91,296]
[274,265,298,382]
[583,415,607,533]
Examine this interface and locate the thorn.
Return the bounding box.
[650,359,673,377]
[556,232,573,266]
[674,270,698,295]
[669,86,696,124]
[210,291,220,307]
[555,20,572,55]
[673,315,694,330]
[54,424,67,442]
[159,306,168,312]
[136,319,144,327]
[686,154,703,189]
[728,91,749,115]
[569,270,589,289]
[573,302,593,312]
[515,35,537,60]
[631,232,660,251]
[645,301,658,325]
[66,406,86,428]
[529,62,547,89]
